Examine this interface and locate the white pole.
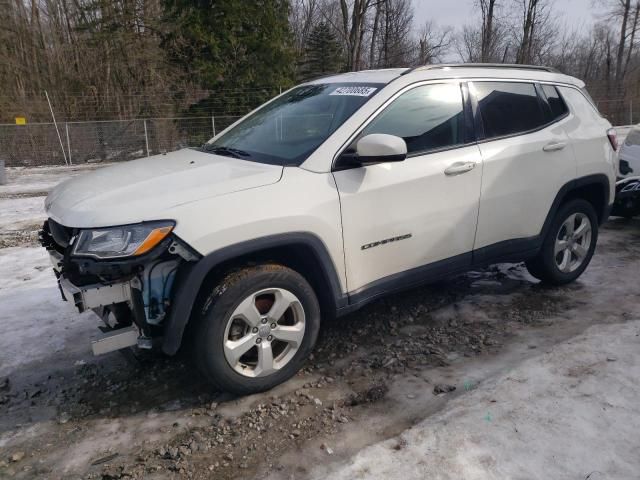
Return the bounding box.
[65,122,72,165]
[45,90,69,166]
[211,115,216,137]
[143,119,150,156]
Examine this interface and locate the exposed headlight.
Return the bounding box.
[72,221,175,259]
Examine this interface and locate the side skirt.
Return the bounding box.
[337,236,541,317]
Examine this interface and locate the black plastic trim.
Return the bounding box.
[461,82,477,144]
[161,232,346,355]
[472,236,541,266]
[341,252,472,314]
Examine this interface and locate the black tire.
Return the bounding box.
[525,199,599,285]
[193,264,320,395]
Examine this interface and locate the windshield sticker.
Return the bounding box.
[330,86,377,97]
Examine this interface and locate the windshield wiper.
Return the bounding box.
[201,144,252,159]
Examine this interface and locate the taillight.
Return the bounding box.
[607,128,619,151]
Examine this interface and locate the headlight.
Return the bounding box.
[72,221,175,259]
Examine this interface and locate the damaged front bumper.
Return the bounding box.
[40,219,200,356]
[59,277,132,314]
[57,272,145,355]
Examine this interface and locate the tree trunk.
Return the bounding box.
[615,0,631,86]
[369,1,382,68]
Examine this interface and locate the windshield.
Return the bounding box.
[200,83,384,165]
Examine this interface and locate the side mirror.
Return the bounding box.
[340,134,407,168]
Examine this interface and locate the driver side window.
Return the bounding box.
[361,83,465,155]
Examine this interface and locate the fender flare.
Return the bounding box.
[540,174,611,237]
[161,232,345,355]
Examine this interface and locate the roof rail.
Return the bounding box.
[401,63,559,75]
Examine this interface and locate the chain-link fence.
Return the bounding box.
[0,115,242,167]
[1,94,638,167]
[595,99,638,126]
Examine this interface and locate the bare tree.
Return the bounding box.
[338,0,375,70]
[513,0,557,64]
[479,0,500,61]
[415,21,452,65]
[368,0,382,67]
[456,0,508,62]
[368,0,413,68]
[290,0,321,54]
[607,0,640,87]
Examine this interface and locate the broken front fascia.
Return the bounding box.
[42,221,200,349]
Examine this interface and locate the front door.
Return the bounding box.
[332,82,483,301]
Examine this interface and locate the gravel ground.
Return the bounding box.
[0,166,638,479]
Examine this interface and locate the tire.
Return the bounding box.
[193,264,320,395]
[525,199,599,285]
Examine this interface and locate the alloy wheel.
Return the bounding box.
[554,212,592,273]
[222,288,306,377]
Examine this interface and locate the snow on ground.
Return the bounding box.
[310,320,640,480]
[0,196,46,233]
[0,164,109,247]
[0,163,109,197]
[0,247,96,377]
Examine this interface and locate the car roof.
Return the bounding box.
[307,68,409,85]
[307,64,584,89]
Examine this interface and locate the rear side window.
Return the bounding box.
[361,83,465,155]
[473,82,546,139]
[542,84,569,119]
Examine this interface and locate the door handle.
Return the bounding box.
[543,141,567,152]
[444,161,476,176]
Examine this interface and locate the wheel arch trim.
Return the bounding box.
[161,232,345,355]
[542,174,611,237]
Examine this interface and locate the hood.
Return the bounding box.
[45,148,283,228]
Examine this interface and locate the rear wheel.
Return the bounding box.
[193,264,320,395]
[526,199,598,285]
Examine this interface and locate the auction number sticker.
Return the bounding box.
[330,86,377,97]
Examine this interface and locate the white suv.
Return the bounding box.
[41,64,617,394]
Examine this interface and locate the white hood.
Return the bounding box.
[45,148,283,228]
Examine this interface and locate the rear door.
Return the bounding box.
[470,81,577,259]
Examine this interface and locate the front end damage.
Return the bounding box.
[612,176,640,218]
[39,219,200,355]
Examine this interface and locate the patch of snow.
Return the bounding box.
[0,164,110,196]
[0,196,46,233]
[312,320,640,480]
[0,247,95,376]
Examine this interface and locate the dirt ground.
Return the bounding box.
[1,166,639,479]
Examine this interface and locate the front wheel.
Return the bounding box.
[193,264,320,395]
[526,199,599,285]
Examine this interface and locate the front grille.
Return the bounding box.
[49,219,73,247]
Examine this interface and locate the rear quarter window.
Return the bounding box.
[541,84,569,120]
